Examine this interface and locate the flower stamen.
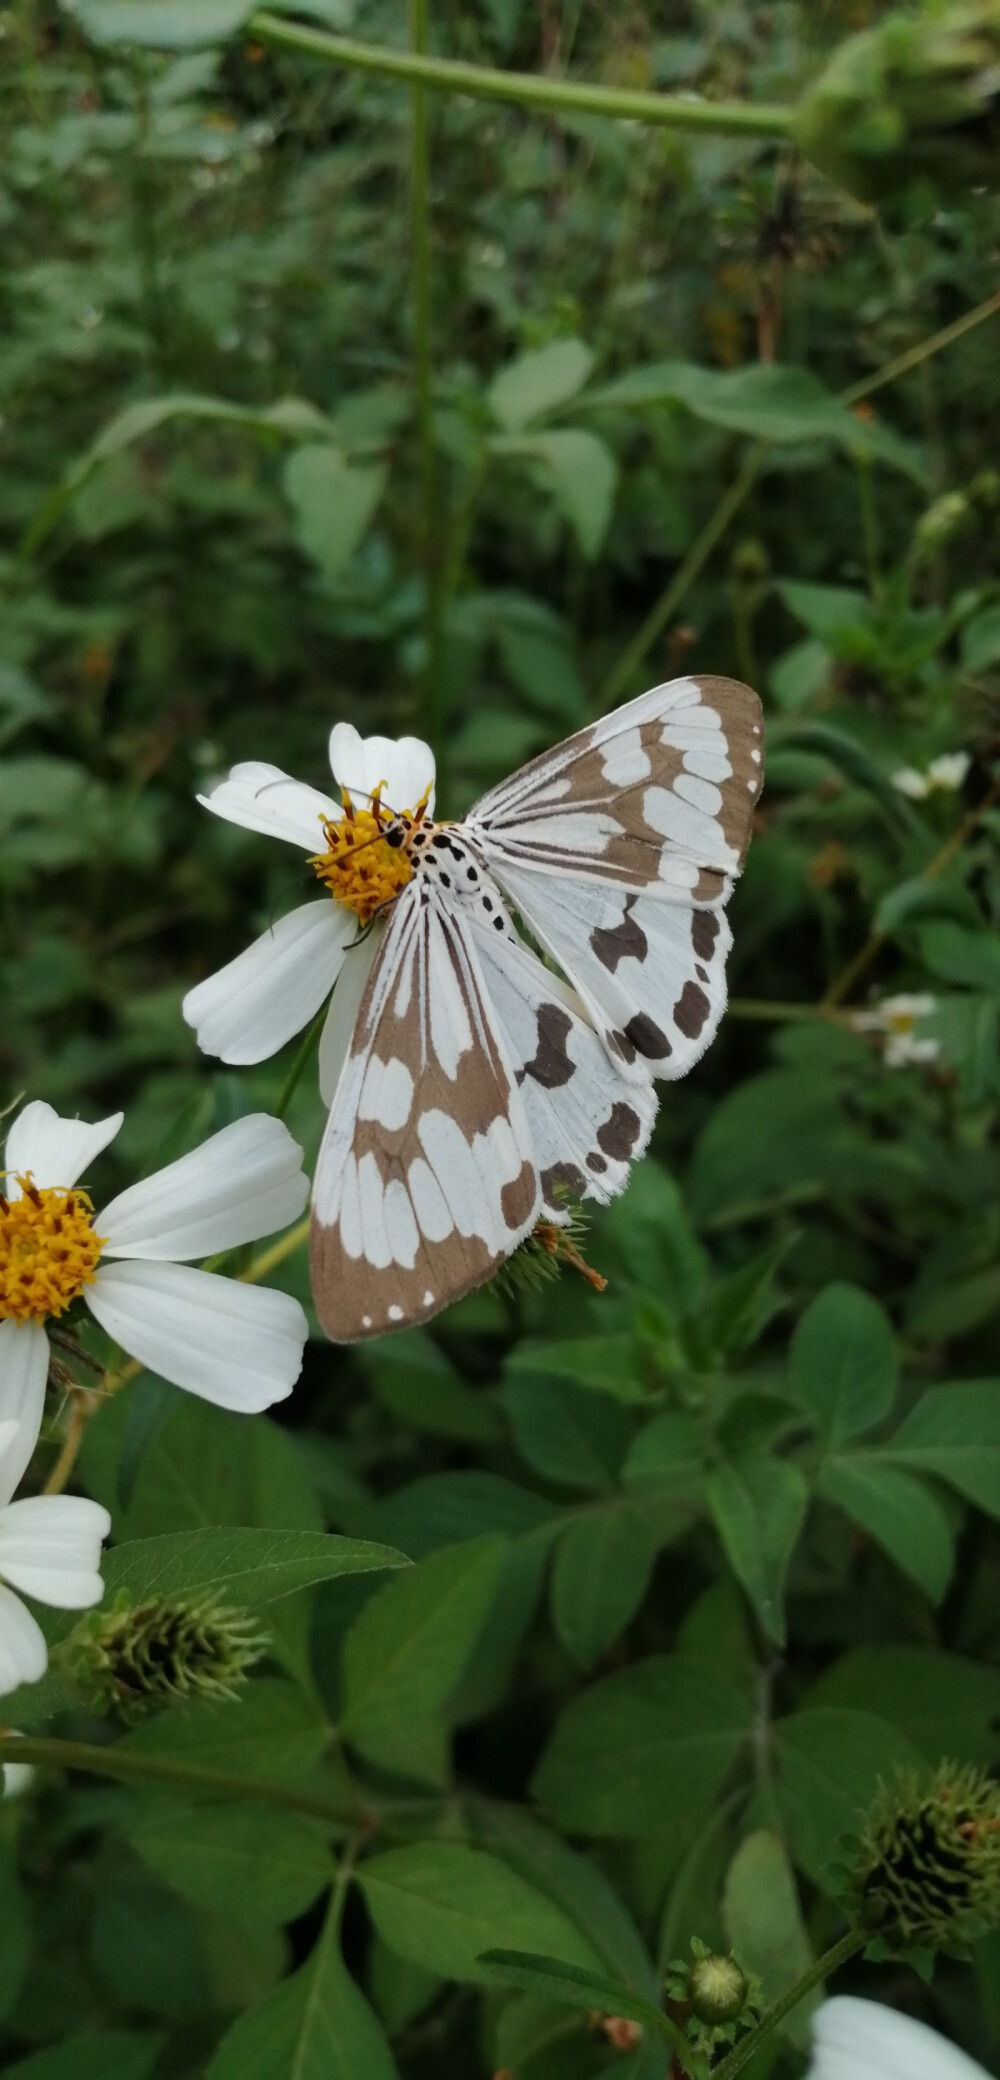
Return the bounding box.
[0,1174,105,1325]
[310,783,434,925]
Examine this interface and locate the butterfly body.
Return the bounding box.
[308,673,763,1343]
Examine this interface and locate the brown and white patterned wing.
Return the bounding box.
[465,674,763,906]
[481,865,732,1082]
[310,881,540,1342]
[468,918,657,1213]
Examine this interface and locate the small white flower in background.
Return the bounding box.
[0,1102,310,1424]
[892,752,971,800]
[0,1422,109,1700]
[849,993,940,1068]
[183,725,438,1105]
[808,1997,990,2079]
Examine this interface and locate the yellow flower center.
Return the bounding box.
[310,782,432,927]
[0,1176,105,1325]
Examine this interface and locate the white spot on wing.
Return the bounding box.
[383,1178,419,1266]
[600,729,651,786]
[359,1054,414,1130]
[388,1304,403,1322]
[408,1155,453,1241]
[644,785,735,864]
[675,772,723,816]
[338,1155,362,1258]
[358,1150,392,1269]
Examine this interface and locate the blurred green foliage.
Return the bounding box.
[3,1,1000,2075]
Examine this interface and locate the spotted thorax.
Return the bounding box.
[185,682,764,1341]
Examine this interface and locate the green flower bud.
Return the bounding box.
[73,1596,267,1719]
[794,3,1000,214]
[688,1954,750,2025]
[914,489,970,553]
[847,1762,1000,1952]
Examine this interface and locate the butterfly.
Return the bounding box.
[185,676,763,1340]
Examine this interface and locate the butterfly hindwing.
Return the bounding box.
[477,866,732,1081]
[467,919,657,1213]
[466,673,763,904]
[310,880,540,1341]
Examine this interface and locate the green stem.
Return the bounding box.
[711,1928,865,2080]
[274,1003,327,1120]
[0,1732,362,1828]
[248,12,793,135]
[727,998,852,1024]
[407,0,445,779]
[593,443,767,714]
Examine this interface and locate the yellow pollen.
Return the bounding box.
[0,1175,105,1326]
[310,782,433,927]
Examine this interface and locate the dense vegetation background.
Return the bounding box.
[2,1,1000,2074]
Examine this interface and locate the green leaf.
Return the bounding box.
[340,1537,506,1781]
[882,1382,1000,1517]
[622,1411,705,1495]
[208,1904,399,2080]
[365,1332,502,1444]
[283,445,386,580]
[502,1372,629,1489]
[818,1457,954,1601]
[357,1841,602,1984]
[2,2037,164,2080]
[776,581,872,640]
[779,722,926,837]
[506,1333,642,1402]
[22,392,337,560]
[466,1797,658,1996]
[477,1952,695,2063]
[70,0,255,48]
[492,430,618,558]
[920,921,1000,991]
[581,360,923,478]
[129,1805,333,1925]
[489,340,595,432]
[773,1709,923,1889]
[102,1527,405,1608]
[533,1655,750,1837]
[802,1647,1000,1766]
[550,1503,657,1669]
[705,1456,808,1645]
[961,602,1000,671]
[118,1679,329,1787]
[723,1831,818,2048]
[790,1282,897,1445]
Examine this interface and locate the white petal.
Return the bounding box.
[0,1322,50,1506]
[0,1586,47,1696]
[0,1494,110,1610]
[891,767,929,799]
[5,1102,123,1195]
[182,901,353,1066]
[318,926,384,1107]
[809,1999,989,2080]
[86,1261,308,1413]
[328,724,436,817]
[100,1114,309,1262]
[199,761,337,851]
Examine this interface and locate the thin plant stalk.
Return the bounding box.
[407,0,445,778]
[710,1928,866,2080]
[248,11,793,137]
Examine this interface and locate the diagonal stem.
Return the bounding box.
[0,1731,364,1828]
[710,1928,865,2079]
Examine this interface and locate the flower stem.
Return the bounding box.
[274,1004,326,1120]
[247,11,793,136]
[43,1389,94,1498]
[407,0,445,782]
[0,1730,362,1827]
[710,1929,865,2080]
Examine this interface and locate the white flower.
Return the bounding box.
[892,753,970,800]
[0,1425,110,1700]
[1,1103,309,1421]
[808,1997,989,2079]
[183,726,436,1104]
[849,993,940,1069]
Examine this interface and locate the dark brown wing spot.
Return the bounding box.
[586,1152,608,1174]
[609,1029,636,1065]
[674,980,710,1039]
[541,1160,586,1201]
[692,911,720,961]
[516,1003,575,1091]
[501,1159,536,1231]
[624,1012,670,1060]
[591,895,647,974]
[597,1102,643,1159]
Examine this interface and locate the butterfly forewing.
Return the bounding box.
[465,674,763,902]
[310,880,540,1341]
